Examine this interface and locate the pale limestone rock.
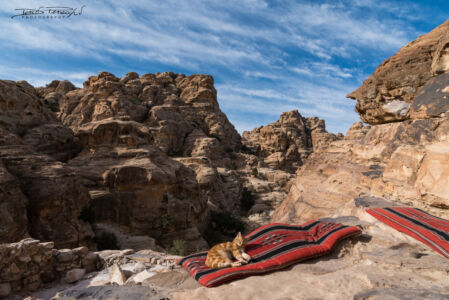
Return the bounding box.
[109,264,126,285]
[130,269,156,284]
[65,268,86,284]
[382,100,410,116]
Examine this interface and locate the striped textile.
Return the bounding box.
[366,207,449,258]
[177,221,361,287]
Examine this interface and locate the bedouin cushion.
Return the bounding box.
[366,207,449,258]
[177,221,361,287]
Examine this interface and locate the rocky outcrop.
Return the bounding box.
[0,71,246,252]
[274,20,449,225]
[0,80,91,248]
[57,71,245,251]
[242,110,340,172]
[264,21,449,298]
[272,109,449,225]
[58,71,240,158]
[347,19,449,124]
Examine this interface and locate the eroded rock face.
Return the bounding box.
[59,71,240,158]
[55,71,243,250]
[272,117,449,224]
[274,20,449,224]
[0,72,242,251]
[347,20,449,124]
[242,110,339,172]
[0,80,90,248]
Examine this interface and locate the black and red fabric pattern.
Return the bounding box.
[366,207,449,258]
[177,221,361,287]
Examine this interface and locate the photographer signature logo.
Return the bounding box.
[11,5,85,19]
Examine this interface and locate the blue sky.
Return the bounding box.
[0,1,448,134]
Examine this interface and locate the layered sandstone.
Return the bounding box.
[274,19,449,225]
[0,80,92,248]
[347,19,449,124]
[0,72,244,252]
[242,110,340,172]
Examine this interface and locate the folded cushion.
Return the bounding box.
[366,207,449,258]
[177,221,361,287]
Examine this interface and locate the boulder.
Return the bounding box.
[64,268,86,284]
[109,264,126,285]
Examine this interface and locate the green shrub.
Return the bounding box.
[227,161,237,170]
[251,167,258,177]
[153,213,173,231]
[240,187,255,211]
[95,232,119,250]
[168,239,186,256]
[182,149,192,157]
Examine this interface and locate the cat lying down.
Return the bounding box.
[205,232,251,268]
[178,221,362,287]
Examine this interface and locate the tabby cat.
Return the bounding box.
[205,232,251,268]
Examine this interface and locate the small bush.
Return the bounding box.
[182,148,192,157]
[240,187,255,211]
[168,239,186,256]
[251,167,258,177]
[153,213,173,231]
[227,161,237,170]
[78,204,95,224]
[153,213,174,238]
[95,232,119,250]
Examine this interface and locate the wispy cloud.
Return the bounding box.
[0,0,444,133]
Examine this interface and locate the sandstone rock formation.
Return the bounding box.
[272,114,449,225]
[0,80,92,248]
[274,19,449,225]
[0,72,245,252]
[348,19,449,124]
[242,110,340,172]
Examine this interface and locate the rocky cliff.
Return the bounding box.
[273,21,449,224]
[348,20,449,124]
[0,72,246,252]
[242,110,340,172]
[1,70,319,257]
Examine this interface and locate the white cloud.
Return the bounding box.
[0,0,429,134]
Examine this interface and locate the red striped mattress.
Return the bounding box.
[177,221,361,287]
[366,207,449,258]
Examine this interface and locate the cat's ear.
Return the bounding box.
[236,232,242,239]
